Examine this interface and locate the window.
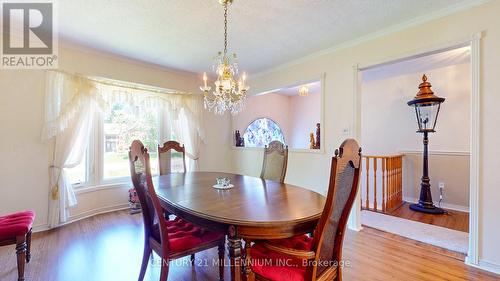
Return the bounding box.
[65,87,175,187]
[243,118,285,148]
[67,151,88,185]
[159,150,185,173]
[51,75,202,190]
[103,102,159,179]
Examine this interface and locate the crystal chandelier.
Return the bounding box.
[200,0,249,115]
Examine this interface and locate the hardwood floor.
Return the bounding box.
[0,210,496,281]
[385,202,469,232]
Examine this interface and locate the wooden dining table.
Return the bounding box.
[153,171,326,281]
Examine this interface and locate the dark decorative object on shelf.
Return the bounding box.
[128,188,141,214]
[315,123,321,149]
[407,74,445,214]
[235,130,244,147]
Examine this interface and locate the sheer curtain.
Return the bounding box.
[42,71,204,227]
[42,72,101,228]
[101,86,205,171]
[171,95,204,171]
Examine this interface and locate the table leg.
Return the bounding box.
[244,239,255,281]
[227,225,242,281]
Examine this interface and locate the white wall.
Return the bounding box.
[361,63,470,155]
[0,45,232,230]
[232,0,500,269]
[360,63,470,209]
[0,70,49,226]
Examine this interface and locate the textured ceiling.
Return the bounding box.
[59,0,472,74]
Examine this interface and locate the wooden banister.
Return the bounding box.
[361,155,403,213]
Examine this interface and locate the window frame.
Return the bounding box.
[71,101,162,189]
[69,148,91,188]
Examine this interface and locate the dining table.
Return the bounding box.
[153,171,326,281]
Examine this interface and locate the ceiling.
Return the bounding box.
[361,46,470,82]
[58,0,474,74]
[268,81,322,97]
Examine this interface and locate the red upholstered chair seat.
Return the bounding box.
[268,234,314,251]
[0,211,35,240]
[152,217,224,253]
[248,140,362,281]
[250,234,314,281]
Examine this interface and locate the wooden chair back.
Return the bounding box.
[311,139,361,279]
[158,140,187,175]
[260,140,288,183]
[129,140,170,253]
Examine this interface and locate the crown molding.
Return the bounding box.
[253,0,491,78]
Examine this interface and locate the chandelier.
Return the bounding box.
[299,85,309,97]
[200,0,249,115]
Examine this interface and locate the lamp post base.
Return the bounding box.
[409,203,445,214]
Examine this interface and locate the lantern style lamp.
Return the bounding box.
[407,74,445,214]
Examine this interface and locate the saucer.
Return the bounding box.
[212,184,234,190]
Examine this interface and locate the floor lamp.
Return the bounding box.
[407,74,445,214]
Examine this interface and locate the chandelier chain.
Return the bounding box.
[223,4,228,56]
[199,0,248,115]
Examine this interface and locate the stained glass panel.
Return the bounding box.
[243,118,285,148]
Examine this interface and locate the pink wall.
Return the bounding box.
[289,91,321,148]
[233,91,320,149]
[233,93,291,141]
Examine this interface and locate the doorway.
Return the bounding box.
[355,45,474,257]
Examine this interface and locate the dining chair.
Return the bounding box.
[0,210,35,281]
[246,139,362,281]
[158,141,186,175]
[260,140,288,183]
[157,141,186,224]
[129,140,225,281]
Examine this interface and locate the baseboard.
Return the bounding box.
[32,223,50,233]
[69,203,130,222]
[465,258,500,275]
[403,196,469,213]
[32,203,130,233]
[348,224,364,232]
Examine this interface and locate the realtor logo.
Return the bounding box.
[1,1,58,69]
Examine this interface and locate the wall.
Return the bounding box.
[232,91,321,149]
[289,91,321,148]
[233,0,500,270]
[233,93,291,144]
[403,152,470,211]
[360,63,470,209]
[361,63,470,154]
[0,45,232,230]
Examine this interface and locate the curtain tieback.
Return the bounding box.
[49,165,63,200]
[185,153,199,160]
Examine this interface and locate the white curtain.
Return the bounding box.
[170,95,204,171]
[107,87,205,171]
[43,72,101,228]
[42,71,205,228]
